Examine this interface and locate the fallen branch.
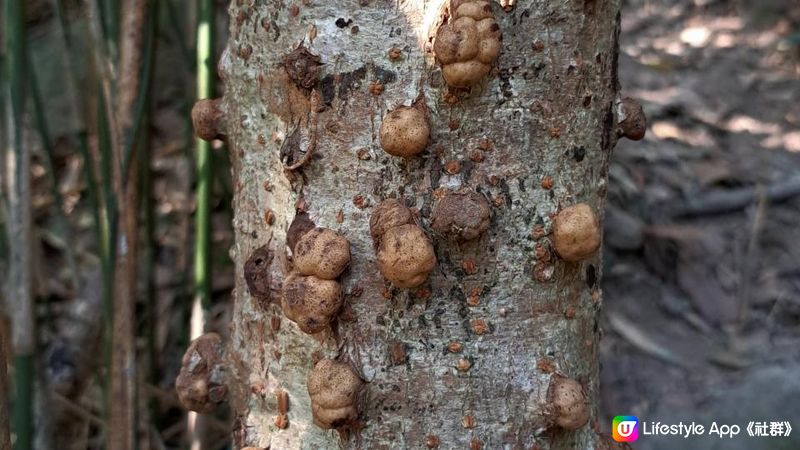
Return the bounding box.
[667,176,800,218]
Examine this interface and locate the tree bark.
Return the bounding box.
[219,1,620,448]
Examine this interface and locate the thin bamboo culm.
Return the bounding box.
[4,1,34,449]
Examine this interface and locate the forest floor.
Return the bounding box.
[600,1,800,449]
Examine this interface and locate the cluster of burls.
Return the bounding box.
[175,333,227,413]
[370,199,436,288]
[282,227,351,334]
[307,359,363,429]
[434,0,502,88]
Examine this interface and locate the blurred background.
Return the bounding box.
[0,0,798,449]
[601,1,800,449]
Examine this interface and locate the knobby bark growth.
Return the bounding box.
[189,0,632,448]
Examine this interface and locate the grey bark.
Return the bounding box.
[219,1,620,449]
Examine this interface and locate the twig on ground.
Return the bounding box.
[608,312,689,368]
[667,176,800,218]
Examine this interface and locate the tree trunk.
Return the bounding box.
[217,1,621,448]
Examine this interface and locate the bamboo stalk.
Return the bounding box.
[108,0,149,448]
[87,0,120,294]
[163,0,194,71]
[85,0,121,435]
[0,325,11,450]
[10,356,33,450]
[99,0,120,60]
[3,0,34,449]
[193,0,216,321]
[190,0,216,447]
[95,92,118,359]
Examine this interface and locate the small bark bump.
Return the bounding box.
[388,47,402,60]
[462,258,478,275]
[388,341,407,366]
[471,319,490,335]
[277,389,289,414]
[548,374,589,430]
[282,44,322,90]
[275,413,289,429]
[425,435,440,448]
[379,103,430,157]
[368,81,384,95]
[617,97,647,141]
[191,98,226,141]
[551,203,600,262]
[462,414,476,429]
[431,189,491,241]
[244,245,274,303]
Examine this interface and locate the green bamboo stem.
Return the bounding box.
[136,3,158,445]
[163,0,194,72]
[193,0,215,326]
[96,91,118,380]
[87,8,120,325]
[10,356,33,450]
[4,0,34,448]
[86,0,121,434]
[0,330,11,450]
[98,0,120,61]
[189,0,216,446]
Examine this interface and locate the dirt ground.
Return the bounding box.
[600,1,800,449]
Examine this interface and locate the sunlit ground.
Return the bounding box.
[601,1,800,449]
